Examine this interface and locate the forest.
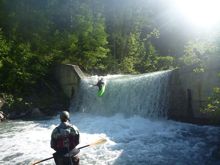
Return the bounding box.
[0,0,220,118]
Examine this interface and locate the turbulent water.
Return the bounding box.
[0,71,220,165]
[71,71,171,118]
[0,113,220,165]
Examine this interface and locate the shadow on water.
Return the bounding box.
[2,153,23,161]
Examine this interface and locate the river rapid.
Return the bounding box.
[0,112,220,165]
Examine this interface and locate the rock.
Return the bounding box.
[0,111,6,122]
[0,98,4,109]
[30,108,45,118]
[7,111,29,120]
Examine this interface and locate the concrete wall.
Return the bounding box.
[168,66,220,123]
[54,64,85,99]
[54,64,220,124]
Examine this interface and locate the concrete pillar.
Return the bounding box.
[54,64,85,99]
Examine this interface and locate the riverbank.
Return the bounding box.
[0,77,69,121]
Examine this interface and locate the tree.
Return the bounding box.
[179,39,218,72]
[0,29,10,74]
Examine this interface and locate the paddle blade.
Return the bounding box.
[90,138,107,146]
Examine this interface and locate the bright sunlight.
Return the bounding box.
[173,0,220,29]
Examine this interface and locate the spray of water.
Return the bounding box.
[0,113,219,165]
[71,71,171,118]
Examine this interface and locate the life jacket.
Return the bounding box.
[97,80,105,90]
[54,125,79,153]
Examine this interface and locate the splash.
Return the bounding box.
[0,113,219,165]
[71,71,171,118]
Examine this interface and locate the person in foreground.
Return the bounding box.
[51,111,80,165]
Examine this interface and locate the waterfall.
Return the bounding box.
[71,70,171,118]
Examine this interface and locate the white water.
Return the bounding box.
[0,113,219,165]
[71,71,171,118]
[0,71,220,165]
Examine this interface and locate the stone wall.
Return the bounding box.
[54,64,85,99]
[168,66,220,123]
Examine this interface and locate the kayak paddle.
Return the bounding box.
[31,138,107,165]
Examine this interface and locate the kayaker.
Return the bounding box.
[94,78,105,91]
[51,111,80,165]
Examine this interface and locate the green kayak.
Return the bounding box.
[97,85,106,97]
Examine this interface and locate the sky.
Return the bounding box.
[170,0,220,31]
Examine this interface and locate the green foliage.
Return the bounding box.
[179,39,217,72]
[0,93,31,113]
[0,29,10,54]
[142,42,158,72]
[120,56,137,74]
[45,0,109,72]
[0,0,110,94]
[119,32,144,73]
[66,2,109,71]
[0,29,10,70]
[0,41,52,94]
[155,56,174,70]
[202,87,220,120]
[0,0,178,98]
[104,0,164,74]
[0,93,15,109]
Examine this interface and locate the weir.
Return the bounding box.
[55,64,220,124]
[71,71,171,118]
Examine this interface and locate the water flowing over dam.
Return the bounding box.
[71,71,171,118]
[0,71,220,165]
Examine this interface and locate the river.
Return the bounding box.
[0,71,219,165]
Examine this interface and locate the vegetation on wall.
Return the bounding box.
[202,87,220,120]
[179,35,220,120]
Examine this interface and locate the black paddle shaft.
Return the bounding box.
[32,145,90,165]
[78,144,90,150]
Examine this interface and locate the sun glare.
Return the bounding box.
[173,0,220,29]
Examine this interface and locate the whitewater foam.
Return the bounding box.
[0,112,219,165]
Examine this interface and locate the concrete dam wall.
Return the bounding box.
[54,64,220,124]
[54,64,85,99]
[169,66,220,123]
